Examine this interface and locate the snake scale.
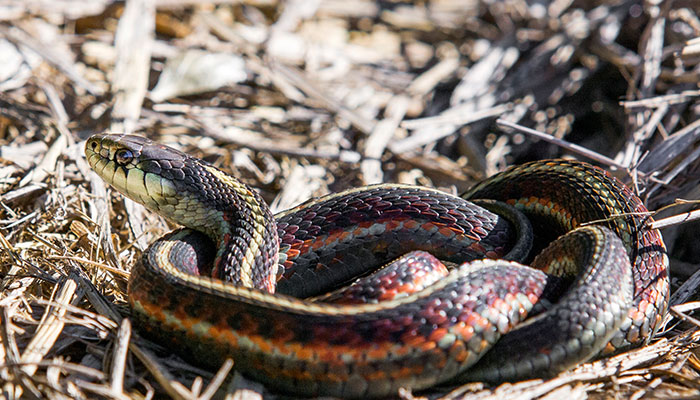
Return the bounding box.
[85,133,669,398]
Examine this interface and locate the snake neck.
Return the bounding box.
[197,165,280,292]
[146,160,281,292]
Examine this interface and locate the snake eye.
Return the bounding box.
[115,149,134,165]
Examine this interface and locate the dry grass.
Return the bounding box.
[1,1,700,399]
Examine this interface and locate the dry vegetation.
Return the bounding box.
[1,0,700,399]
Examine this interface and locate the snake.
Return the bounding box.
[85,133,669,398]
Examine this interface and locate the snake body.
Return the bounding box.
[85,134,669,398]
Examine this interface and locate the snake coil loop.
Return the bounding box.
[86,134,669,398]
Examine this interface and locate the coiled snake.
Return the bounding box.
[85,134,669,398]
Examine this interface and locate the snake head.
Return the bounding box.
[85,133,280,289]
[85,133,267,239]
[85,134,193,222]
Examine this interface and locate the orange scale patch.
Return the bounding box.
[282,261,295,272]
[478,339,490,352]
[528,292,541,304]
[602,342,616,354]
[325,371,350,383]
[475,316,491,330]
[390,365,423,380]
[324,230,341,244]
[403,220,419,229]
[421,222,437,231]
[323,236,338,247]
[362,220,377,228]
[484,250,501,258]
[523,196,539,207]
[462,313,479,327]
[204,322,224,340]
[428,328,448,343]
[493,298,512,314]
[367,347,390,360]
[429,313,448,325]
[291,344,316,361]
[637,299,650,313]
[402,332,426,347]
[300,239,314,252]
[391,345,412,357]
[141,300,167,323]
[285,248,300,259]
[311,239,326,251]
[282,343,302,358]
[282,368,313,381]
[318,348,343,363]
[174,311,197,331]
[467,242,486,253]
[438,227,456,238]
[216,326,239,347]
[420,341,437,351]
[384,219,403,231]
[352,227,367,236]
[338,230,353,241]
[628,308,645,321]
[365,369,388,382]
[453,323,474,342]
[453,347,470,363]
[250,335,274,354]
